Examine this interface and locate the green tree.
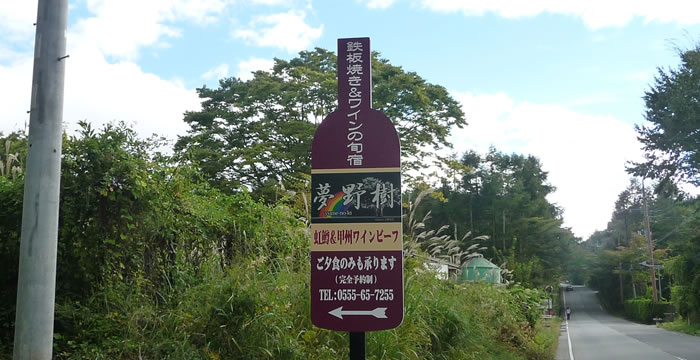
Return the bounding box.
[584,179,693,312]
[175,48,466,193]
[628,45,700,185]
[662,198,700,322]
[415,147,578,288]
[55,121,308,298]
[0,133,26,349]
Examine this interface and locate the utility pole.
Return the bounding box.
[502,210,506,252]
[618,234,624,304]
[630,264,637,298]
[469,194,473,233]
[641,179,659,303]
[14,0,68,358]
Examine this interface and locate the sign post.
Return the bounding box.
[310,38,403,358]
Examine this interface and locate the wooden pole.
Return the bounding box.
[641,179,658,303]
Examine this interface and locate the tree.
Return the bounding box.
[175,48,466,193]
[0,132,26,348]
[0,121,314,356]
[414,147,578,288]
[584,179,691,310]
[628,45,700,186]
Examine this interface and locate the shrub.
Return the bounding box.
[623,298,674,324]
[48,257,558,359]
[0,176,23,354]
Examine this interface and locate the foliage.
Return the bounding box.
[664,202,700,322]
[403,189,487,269]
[564,244,595,285]
[618,45,700,325]
[628,45,700,185]
[0,134,25,179]
[658,319,700,337]
[414,148,578,289]
[623,297,673,324]
[585,179,671,309]
[0,175,24,352]
[54,121,309,300]
[0,132,26,352]
[583,175,700,330]
[174,48,466,193]
[0,121,562,359]
[609,46,700,327]
[52,260,556,360]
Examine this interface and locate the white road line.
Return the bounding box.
[674,357,686,360]
[563,291,575,360]
[566,320,574,360]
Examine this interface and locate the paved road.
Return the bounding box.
[557,286,700,360]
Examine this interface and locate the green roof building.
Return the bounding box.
[460,257,502,284]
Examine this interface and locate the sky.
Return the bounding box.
[2,0,699,240]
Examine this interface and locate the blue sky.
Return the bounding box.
[2,0,699,239]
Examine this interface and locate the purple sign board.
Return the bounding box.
[310,37,403,332]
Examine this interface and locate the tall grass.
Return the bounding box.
[52,254,555,359]
[45,189,557,359]
[658,319,700,336]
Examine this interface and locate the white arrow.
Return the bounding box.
[329,306,387,319]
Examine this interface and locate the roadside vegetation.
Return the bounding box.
[0,121,562,358]
[10,45,677,358]
[577,44,700,330]
[659,320,700,337]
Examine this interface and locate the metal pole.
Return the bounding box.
[641,179,658,303]
[13,0,68,358]
[349,332,365,360]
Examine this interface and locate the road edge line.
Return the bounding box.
[563,290,575,360]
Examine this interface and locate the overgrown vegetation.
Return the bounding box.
[659,319,700,336]
[412,148,580,288]
[623,298,674,324]
[1,47,583,357]
[51,258,557,359]
[580,44,700,330]
[0,121,562,358]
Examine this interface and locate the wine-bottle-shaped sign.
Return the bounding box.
[310,37,403,332]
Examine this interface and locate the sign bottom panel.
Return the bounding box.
[311,250,403,331]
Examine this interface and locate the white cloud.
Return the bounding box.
[612,70,656,83]
[0,0,38,42]
[361,0,399,9]
[250,0,292,5]
[0,47,25,62]
[0,0,224,142]
[72,0,227,60]
[0,42,201,143]
[202,63,230,80]
[198,58,275,83]
[236,57,274,81]
[562,94,623,107]
[62,42,201,141]
[0,59,33,134]
[420,0,700,29]
[233,11,323,52]
[450,91,644,239]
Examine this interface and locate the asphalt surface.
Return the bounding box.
[556,286,700,360]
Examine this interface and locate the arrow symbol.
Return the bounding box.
[329,306,387,319]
